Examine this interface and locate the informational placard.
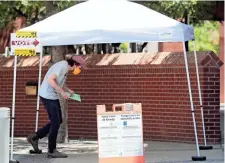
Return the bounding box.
[16,31,37,38]
[14,49,36,56]
[97,103,144,163]
[10,31,41,56]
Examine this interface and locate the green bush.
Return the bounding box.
[119,43,128,53]
[189,21,219,55]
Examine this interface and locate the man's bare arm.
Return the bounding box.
[62,84,70,92]
[47,74,64,93]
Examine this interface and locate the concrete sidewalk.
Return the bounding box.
[11,138,224,163]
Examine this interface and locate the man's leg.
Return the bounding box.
[27,124,51,152]
[36,97,52,138]
[47,99,61,152]
[27,97,51,151]
[36,123,51,138]
[52,102,63,150]
[47,99,67,158]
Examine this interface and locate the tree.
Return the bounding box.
[137,1,223,25]
[135,1,223,52]
[190,21,219,54]
[40,1,77,143]
[48,45,69,143]
[1,1,223,53]
[0,1,223,32]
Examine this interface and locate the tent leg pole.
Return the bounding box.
[182,42,206,161]
[35,47,43,132]
[193,41,213,150]
[9,56,19,163]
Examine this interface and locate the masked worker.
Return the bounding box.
[27,55,86,158]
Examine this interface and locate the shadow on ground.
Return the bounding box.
[10,138,224,163]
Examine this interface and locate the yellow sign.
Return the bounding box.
[16,31,37,38]
[14,48,36,56]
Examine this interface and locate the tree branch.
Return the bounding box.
[44,1,58,17]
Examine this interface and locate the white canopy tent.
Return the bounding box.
[20,0,194,45]
[10,0,210,162]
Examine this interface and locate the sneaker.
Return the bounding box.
[27,134,40,152]
[47,149,68,158]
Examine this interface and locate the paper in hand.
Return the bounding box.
[66,92,81,102]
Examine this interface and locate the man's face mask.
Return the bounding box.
[73,66,81,75]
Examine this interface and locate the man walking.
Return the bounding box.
[27,56,86,158]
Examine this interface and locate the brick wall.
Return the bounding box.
[0,52,222,144]
[158,42,183,52]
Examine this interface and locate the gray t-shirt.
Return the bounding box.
[39,60,68,100]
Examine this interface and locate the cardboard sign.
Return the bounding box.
[97,103,144,163]
[10,32,41,56]
[16,31,37,38]
[14,48,36,56]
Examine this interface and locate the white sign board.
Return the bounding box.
[10,31,41,56]
[97,113,143,158]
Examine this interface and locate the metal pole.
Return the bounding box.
[35,48,43,132]
[182,41,206,161]
[10,55,17,162]
[9,33,19,163]
[193,41,213,150]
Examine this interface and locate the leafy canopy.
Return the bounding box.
[0,0,220,54]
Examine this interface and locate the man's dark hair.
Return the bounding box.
[66,58,80,67]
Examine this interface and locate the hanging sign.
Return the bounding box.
[97,103,144,163]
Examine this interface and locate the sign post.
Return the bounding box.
[97,103,144,163]
[9,31,43,162]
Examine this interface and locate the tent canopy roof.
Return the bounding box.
[19,0,194,46]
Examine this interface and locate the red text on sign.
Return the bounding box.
[12,39,39,47]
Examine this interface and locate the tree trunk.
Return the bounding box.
[48,46,69,143]
[43,2,69,143]
[57,89,69,143]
